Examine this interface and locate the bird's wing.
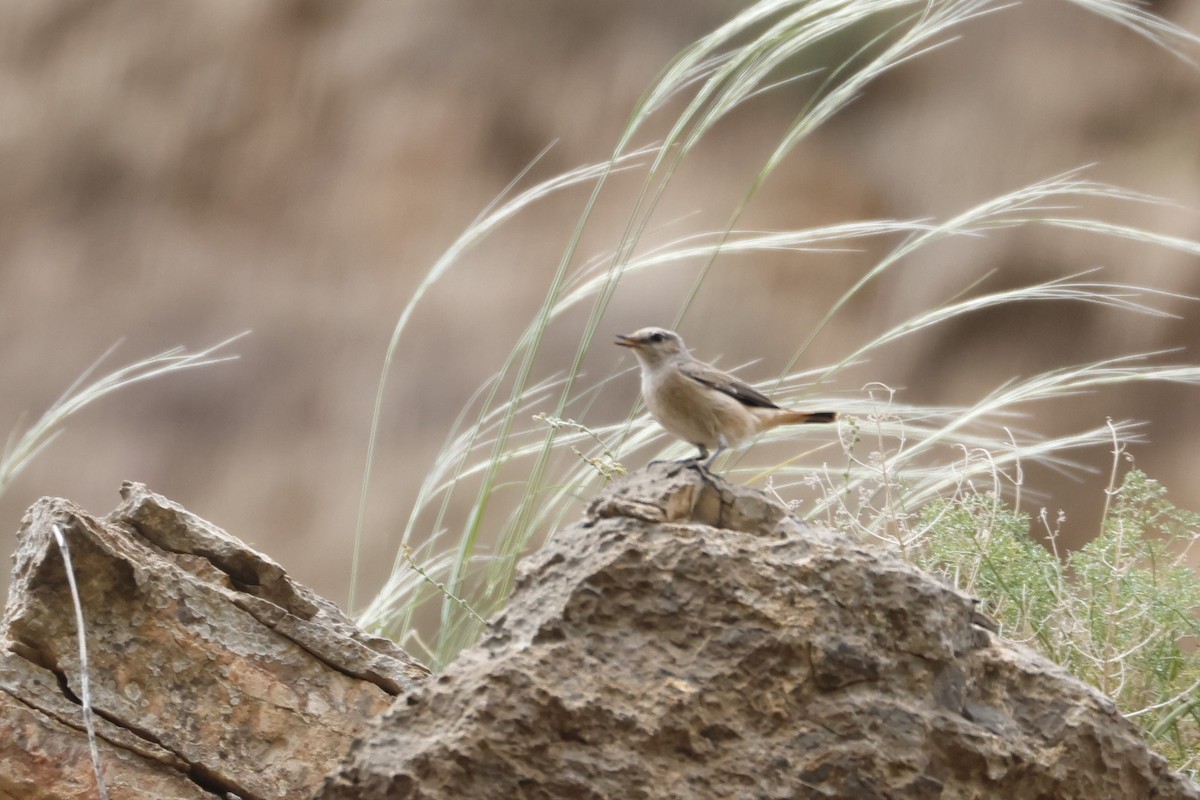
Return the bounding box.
[681,361,780,409]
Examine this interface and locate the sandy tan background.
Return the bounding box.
[2,1,1198,610]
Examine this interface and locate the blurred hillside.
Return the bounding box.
[2,1,1198,606]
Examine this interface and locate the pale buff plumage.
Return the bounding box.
[615,327,837,465]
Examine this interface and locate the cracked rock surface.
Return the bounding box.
[0,482,428,800]
[320,461,1199,800]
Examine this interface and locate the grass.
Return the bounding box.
[0,334,247,503]
[346,0,1200,767]
[355,0,1200,664]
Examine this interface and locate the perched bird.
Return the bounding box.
[616,326,837,467]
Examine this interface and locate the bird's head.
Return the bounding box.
[615,327,688,367]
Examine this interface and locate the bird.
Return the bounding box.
[615,326,837,467]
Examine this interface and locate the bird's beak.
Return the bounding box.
[614,333,639,348]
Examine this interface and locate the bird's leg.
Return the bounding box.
[703,443,726,470]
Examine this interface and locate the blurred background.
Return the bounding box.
[2,0,1198,608]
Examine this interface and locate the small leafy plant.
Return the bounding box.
[915,460,1200,775]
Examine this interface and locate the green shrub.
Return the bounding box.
[917,468,1200,775]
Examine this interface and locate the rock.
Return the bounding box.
[319,461,1199,800]
[0,482,429,800]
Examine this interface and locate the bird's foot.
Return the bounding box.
[672,457,725,490]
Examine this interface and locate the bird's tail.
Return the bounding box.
[770,410,838,428]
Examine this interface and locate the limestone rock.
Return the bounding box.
[320,461,1199,800]
[0,482,428,800]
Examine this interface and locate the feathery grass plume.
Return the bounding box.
[0,333,247,501]
[359,0,1200,675]
[349,147,655,615]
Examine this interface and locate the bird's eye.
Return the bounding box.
[649,332,665,343]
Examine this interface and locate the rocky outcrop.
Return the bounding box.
[320,462,1199,800]
[3,468,1195,799]
[0,482,428,800]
